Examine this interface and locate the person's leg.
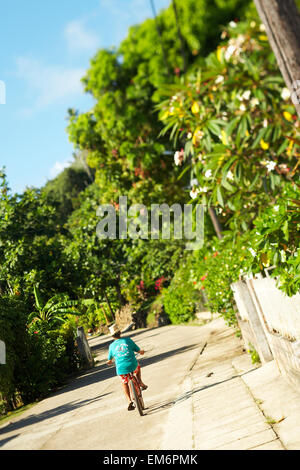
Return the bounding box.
[120,376,135,410]
[122,382,132,404]
[136,365,147,389]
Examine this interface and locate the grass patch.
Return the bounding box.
[0,402,37,426]
[247,343,261,364]
[265,415,285,425]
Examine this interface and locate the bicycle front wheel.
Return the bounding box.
[129,378,144,416]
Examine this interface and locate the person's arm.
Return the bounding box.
[107,346,114,365]
[129,338,144,354]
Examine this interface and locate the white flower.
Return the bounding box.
[274,205,280,212]
[174,152,181,166]
[250,21,256,28]
[174,149,184,166]
[259,23,266,32]
[263,118,268,128]
[187,132,192,139]
[190,188,199,199]
[266,161,276,172]
[239,103,246,112]
[227,170,234,180]
[224,44,236,61]
[229,21,237,28]
[281,87,291,101]
[250,97,259,108]
[249,248,257,257]
[199,186,208,193]
[215,75,224,84]
[242,90,251,100]
[205,169,212,178]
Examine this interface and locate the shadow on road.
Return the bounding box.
[0,337,200,442]
[0,393,111,442]
[144,368,256,416]
[63,341,200,396]
[89,326,176,355]
[0,434,20,448]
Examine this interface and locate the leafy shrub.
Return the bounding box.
[189,233,252,327]
[162,260,198,324]
[0,295,81,411]
[18,322,80,404]
[245,183,300,296]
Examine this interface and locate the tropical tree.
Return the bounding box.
[27,285,83,329]
[156,19,299,234]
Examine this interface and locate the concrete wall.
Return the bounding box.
[231,277,300,390]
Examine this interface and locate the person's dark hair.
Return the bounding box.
[113,331,121,339]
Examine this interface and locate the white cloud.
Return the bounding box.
[64,20,99,53]
[15,57,85,114]
[50,159,72,178]
[98,0,170,45]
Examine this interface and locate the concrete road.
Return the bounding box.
[0,324,207,450]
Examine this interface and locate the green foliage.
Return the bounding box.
[189,233,252,327]
[42,157,94,223]
[28,285,83,329]
[0,296,29,411]
[157,19,299,233]
[3,1,300,414]
[0,171,82,301]
[21,322,79,403]
[245,183,300,296]
[0,294,80,408]
[162,258,198,324]
[247,343,261,364]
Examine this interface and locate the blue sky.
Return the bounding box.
[0,0,170,194]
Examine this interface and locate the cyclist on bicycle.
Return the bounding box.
[106,324,148,411]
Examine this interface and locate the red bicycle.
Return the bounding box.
[127,368,145,416]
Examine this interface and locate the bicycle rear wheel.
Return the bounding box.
[139,389,145,410]
[129,378,144,416]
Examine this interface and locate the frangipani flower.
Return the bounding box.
[281,88,291,101]
[266,161,276,172]
[190,188,200,199]
[199,186,209,193]
[224,44,236,61]
[215,75,224,84]
[250,97,259,108]
[174,149,184,166]
[242,90,251,100]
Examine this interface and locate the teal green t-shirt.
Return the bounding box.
[108,337,140,375]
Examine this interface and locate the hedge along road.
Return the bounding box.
[0,324,207,450]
